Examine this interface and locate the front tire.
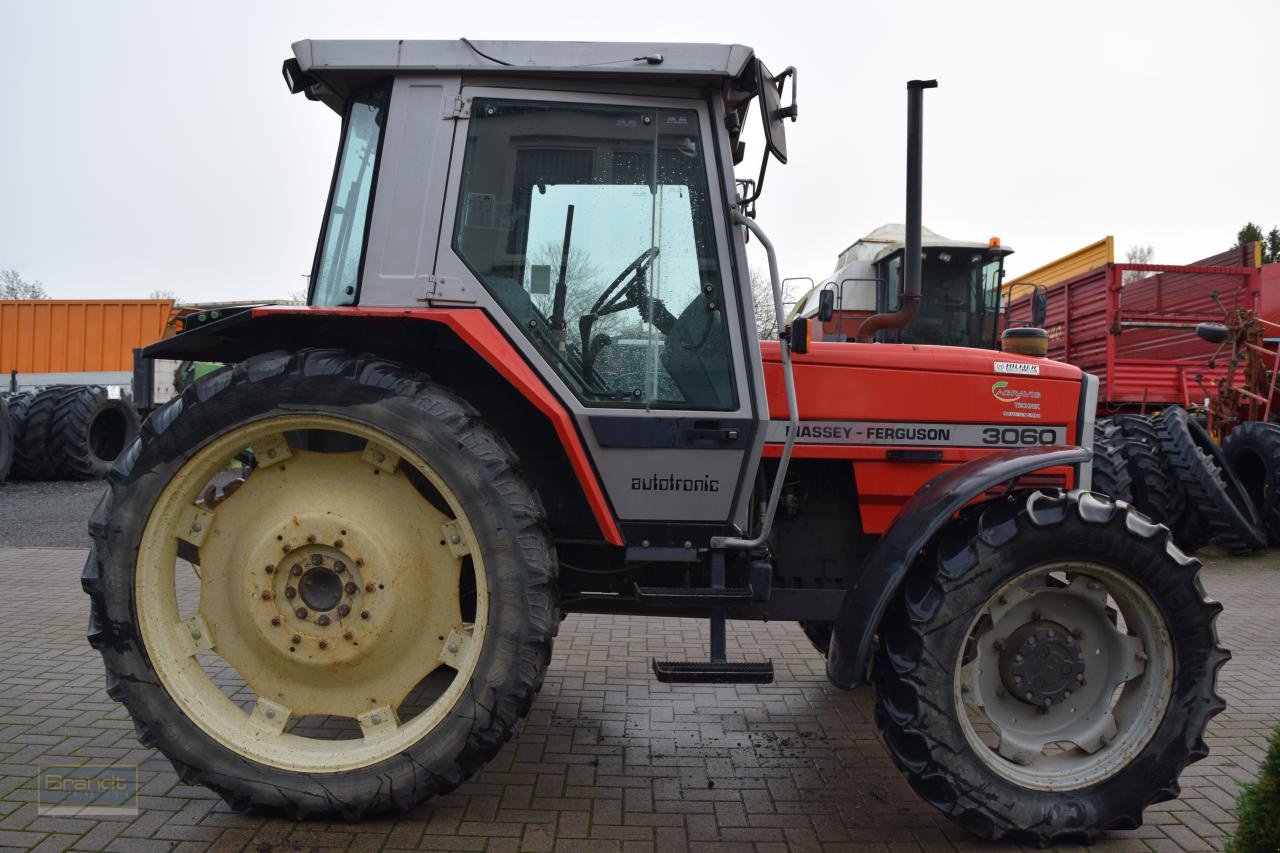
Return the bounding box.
[83,349,557,818]
[873,490,1228,846]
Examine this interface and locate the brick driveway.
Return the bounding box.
[0,546,1275,852]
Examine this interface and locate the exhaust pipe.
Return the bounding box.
[856,79,937,342]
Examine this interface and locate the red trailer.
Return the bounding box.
[1005,261,1263,415]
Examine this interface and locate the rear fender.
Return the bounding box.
[142,306,624,545]
[825,444,1091,688]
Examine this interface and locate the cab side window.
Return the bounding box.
[452,98,736,410]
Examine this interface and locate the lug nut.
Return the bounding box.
[260,590,273,600]
[265,564,275,574]
[318,639,328,650]
[344,582,357,595]
[1014,654,1024,664]
[355,557,364,567]
[290,564,302,577]
[993,639,1005,652]
[295,607,308,619]
[361,610,370,620]
[281,543,291,553]
[291,634,301,644]
[306,534,316,544]
[343,630,354,641]
[271,616,282,626]
[337,604,351,617]
[317,615,331,627]
[285,586,297,599]
[334,539,344,548]
[364,582,375,593]
[334,561,346,573]
[311,554,323,566]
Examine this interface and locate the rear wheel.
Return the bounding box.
[83,349,557,817]
[874,490,1228,845]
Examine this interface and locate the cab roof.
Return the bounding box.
[290,39,757,110]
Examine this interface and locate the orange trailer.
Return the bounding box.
[0,299,173,387]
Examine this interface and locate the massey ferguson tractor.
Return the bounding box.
[84,39,1228,845]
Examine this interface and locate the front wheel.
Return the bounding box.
[874,490,1228,846]
[83,349,557,818]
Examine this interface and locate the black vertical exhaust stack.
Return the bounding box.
[856,78,937,342]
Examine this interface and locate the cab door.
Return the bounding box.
[432,88,762,546]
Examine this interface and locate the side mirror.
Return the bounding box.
[1031,287,1048,327]
[755,60,794,165]
[1195,322,1229,344]
[788,316,810,354]
[817,289,835,322]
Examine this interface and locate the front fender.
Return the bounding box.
[825,444,1091,689]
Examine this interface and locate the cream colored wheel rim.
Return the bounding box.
[135,414,488,772]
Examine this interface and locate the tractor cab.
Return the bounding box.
[281,39,798,545]
[792,225,1012,347]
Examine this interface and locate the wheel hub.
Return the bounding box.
[299,564,344,612]
[998,619,1086,707]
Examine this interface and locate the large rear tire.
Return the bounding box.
[1110,414,1187,528]
[1222,421,1280,546]
[51,385,140,480]
[14,386,76,481]
[1090,420,1133,503]
[0,395,11,482]
[1155,406,1265,554]
[83,349,558,818]
[873,490,1228,845]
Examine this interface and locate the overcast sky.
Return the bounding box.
[2,0,1277,303]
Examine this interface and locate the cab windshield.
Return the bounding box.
[884,249,1005,348]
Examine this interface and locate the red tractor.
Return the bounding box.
[85,39,1227,845]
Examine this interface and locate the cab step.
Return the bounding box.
[633,584,754,608]
[651,659,774,684]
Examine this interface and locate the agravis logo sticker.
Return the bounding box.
[992,380,1020,403]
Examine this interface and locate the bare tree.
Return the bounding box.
[148,289,178,302]
[1123,244,1155,284]
[750,268,780,340]
[0,269,48,299]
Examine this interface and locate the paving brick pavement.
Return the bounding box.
[0,545,1275,852]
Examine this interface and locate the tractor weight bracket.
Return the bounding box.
[711,214,797,550]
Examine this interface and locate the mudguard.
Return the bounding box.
[140,305,625,545]
[825,444,1091,689]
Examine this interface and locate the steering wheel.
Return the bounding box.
[590,247,661,321]
[578,247,670,376]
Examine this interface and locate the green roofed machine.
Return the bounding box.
[84,38,1229,845]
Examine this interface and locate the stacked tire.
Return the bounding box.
[1223,421,1280,546]
[0,395,12,482]
[1093,409,1268,555]
[0,386,139,482]
[1155,407,1266,555]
